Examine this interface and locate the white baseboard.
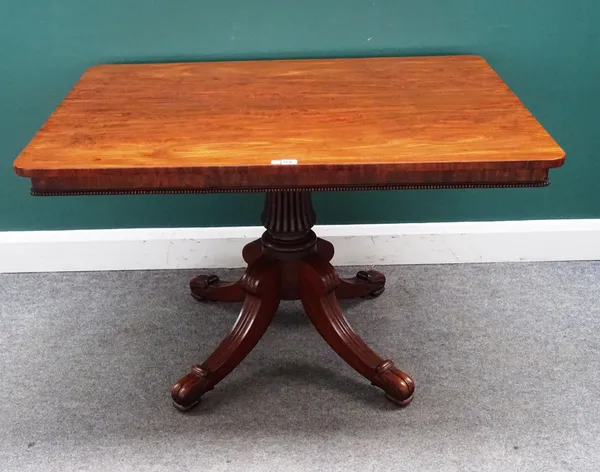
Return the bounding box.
[1,220,599,273]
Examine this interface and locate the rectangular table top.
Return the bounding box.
[13,55,564,194]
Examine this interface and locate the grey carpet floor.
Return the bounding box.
[1,262,600,472]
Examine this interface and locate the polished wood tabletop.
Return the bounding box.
[14,55,564,194]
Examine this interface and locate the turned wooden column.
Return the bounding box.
[260,191,318,300]
[260,191,317,259]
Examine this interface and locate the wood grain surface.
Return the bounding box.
[13,55,565,192]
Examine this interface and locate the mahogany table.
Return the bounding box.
[14,55,565,411]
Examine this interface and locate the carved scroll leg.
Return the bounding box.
[189,239,263,303]
[299,255,414,406]
[316,237,334,262]
[336,270,386,299]
[173,256,281,411]
[316,237,385,299]
[242,238,262,265]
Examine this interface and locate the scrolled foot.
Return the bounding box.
[357,270,386,297]
[190,274,219,298]
[171,366,213,411]
[190,275,244,302]
[336,269,386,299]
[375,360,415,407]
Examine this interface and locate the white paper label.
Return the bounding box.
[271,159,298,165]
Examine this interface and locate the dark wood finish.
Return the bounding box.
[172,255,281,411]
[189,275,245,303]
[176,191,409,410]
[336,270,387,299]
[298,255,414,406]
[316,238,335,262]
[191,245,385,303]
[14,56,564,193]
[260,191,317,258]
[190,238,262,302]
[242,239,262,265]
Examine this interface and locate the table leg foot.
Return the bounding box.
[171,365,213,411]
[299,255,414,406]
[173,256,281,411]
[190,275,245,302]
[336,270,386,299]
[377,360,415,407]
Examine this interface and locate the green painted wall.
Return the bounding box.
[1,1,598,230]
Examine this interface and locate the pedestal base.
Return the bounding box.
[190,239,387,302]
[171,192,414,411]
